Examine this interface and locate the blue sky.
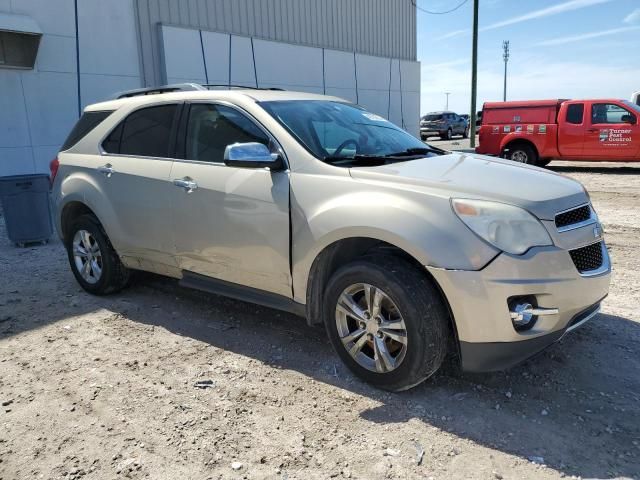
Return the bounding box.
[416,0,640,114]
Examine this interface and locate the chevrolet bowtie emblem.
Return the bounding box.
[593,226,601,238]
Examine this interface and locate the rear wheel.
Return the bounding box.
[463,126,469,138]
[66,214,130,295]
[442,128,453,140]
[506,143,538,165]
[323,256,450,391]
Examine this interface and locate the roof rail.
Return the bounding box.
[113,83,206,99]
[202,84,285,91]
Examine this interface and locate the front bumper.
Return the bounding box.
[427,243,611,372]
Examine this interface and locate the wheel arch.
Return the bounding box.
[501,137,539,159]
[304,236,461,359]
[60,201,99,244]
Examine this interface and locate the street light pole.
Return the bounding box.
[469,0,479,148]
[445,92,451,110]
[502,40,509,102]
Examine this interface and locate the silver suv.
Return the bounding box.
[51,84,611,391]
[420,111,469,140]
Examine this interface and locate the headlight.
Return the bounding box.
[452,198,552,255]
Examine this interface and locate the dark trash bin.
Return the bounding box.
[0,173,53,247]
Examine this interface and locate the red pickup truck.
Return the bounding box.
[475,99,640,166]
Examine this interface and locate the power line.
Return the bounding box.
[411,0,469,15]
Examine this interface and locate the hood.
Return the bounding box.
[348,152,587,220]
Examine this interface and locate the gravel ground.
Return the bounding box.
[1,160,639,480]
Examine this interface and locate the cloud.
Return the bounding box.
[481,0,613,31]
[534,26,640,46]
[624,8,640,24]
[436,29,469,40]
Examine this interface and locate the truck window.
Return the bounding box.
[591,103,632,124]
[566,104,584,124]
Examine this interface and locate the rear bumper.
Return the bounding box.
[427,243,611,372]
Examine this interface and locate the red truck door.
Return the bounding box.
[583,101,640,160]
[557,102,585,157]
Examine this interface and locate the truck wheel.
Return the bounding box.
[506,144,538,165]
[442,128,452,140]
[66,214,130,295]
[323,255,450,392]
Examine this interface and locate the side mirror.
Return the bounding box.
[621,114,636,125]
[223,142,284,170]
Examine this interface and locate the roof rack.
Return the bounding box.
[113,83,206,99]
[202,84,285,91]
[112,83,286,100]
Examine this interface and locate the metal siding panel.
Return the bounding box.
[137,0,416,85]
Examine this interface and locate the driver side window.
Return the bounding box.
[185,104,269,163]
[591,103,634,124]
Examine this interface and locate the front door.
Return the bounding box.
[169,102,291,297]
[583,102,640,160]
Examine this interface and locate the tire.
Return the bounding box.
[463,127,469,138]
[442,128,452,140]
[65,214,130,295]
[420,135,427,141]
[506,143,538,165]
[323,255,450,392]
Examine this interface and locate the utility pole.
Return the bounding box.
[502,40,510,101]
[444,92,451,110]
[469,0,479,148]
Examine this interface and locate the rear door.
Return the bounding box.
[98,104,179,267]
[583,102,639,159]
[169,102,291,296]
[557,102,585,157]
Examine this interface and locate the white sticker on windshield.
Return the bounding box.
[362,113,387,122]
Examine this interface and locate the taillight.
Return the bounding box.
[49,157,60,185]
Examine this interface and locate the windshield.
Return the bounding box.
[423,114,444,121]
[260,100,434,163]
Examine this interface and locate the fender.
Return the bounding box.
[289,184,499,304]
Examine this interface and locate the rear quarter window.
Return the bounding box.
[61,110,114,150]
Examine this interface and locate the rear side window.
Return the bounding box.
[566,104,584,124]
[62,110,113,150]
[103,105,177,157]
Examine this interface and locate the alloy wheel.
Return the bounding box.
[72,229,103,284]
[511,150,528,163]
[335,283,408,373]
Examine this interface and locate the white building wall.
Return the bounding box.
[160,25,420,136]
[0,0,142,177]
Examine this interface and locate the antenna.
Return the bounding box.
[502,40,510,102]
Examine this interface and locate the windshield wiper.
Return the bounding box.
[323,154,389,164]
[384,146,447,156]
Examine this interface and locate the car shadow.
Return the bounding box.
[1,241,638,478]
[549,164,640,175]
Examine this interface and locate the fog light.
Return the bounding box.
[509,301,559,331]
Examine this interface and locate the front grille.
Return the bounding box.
[569,242,603,273]
[555,205,591,229]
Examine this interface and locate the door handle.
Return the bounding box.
[587,128,599,133]
[97,164,114,177]
[173,177,198,193]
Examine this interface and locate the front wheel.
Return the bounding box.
[66,214,130,295]
[323,256,450,391]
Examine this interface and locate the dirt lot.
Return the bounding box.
[1,161,639,480]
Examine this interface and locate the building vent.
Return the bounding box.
[0,12,42,69]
